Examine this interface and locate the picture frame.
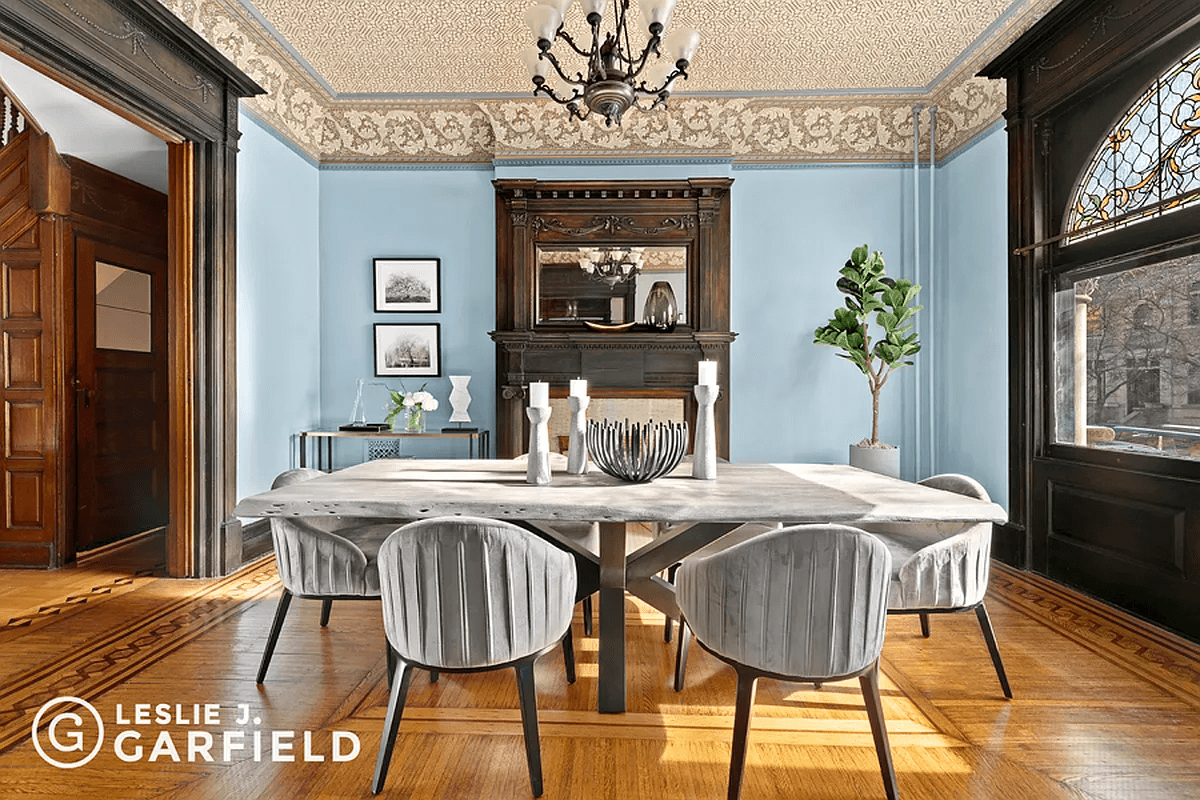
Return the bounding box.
[374,257,441,313]
[374,323,441,377]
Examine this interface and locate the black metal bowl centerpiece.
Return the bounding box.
[586,419,689,483]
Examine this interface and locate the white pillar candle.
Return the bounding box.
[569,378,588,397]
[529,381,550,408]
[697,361,718,386]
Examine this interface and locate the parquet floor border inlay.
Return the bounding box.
[0,559,281,755]
[990,561,1200,705]
[2,569,160,632]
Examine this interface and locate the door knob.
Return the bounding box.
[74,379,93,408]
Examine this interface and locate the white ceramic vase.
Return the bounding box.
[448,375,472,423]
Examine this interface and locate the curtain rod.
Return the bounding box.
[1014,189,1200,255]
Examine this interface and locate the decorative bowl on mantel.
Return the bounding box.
[584,320,638,332]
[586,419,689,483]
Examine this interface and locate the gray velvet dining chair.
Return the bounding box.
[371,516,577,796]
[675,523,897,800]
[512,452,595,634]
[256,467,407,684]
[861,473,1012,699]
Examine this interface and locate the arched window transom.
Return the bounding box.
[1065,43,1200,242]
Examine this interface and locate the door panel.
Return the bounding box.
[1034,456,1200,636]
[74,237,168,551]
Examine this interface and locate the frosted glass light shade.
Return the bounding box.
[525,4,562,42]
[544,0,576,16]
[664,28,700,62]
[638,0,678,30]
[579,0,606,18]
[521,47,550,80]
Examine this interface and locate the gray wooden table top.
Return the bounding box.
[233,460,1007,526]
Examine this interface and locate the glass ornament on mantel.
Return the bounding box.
[643,281,678,332]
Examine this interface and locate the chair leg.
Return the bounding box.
[975,603,1013,699]
[562,628,577,685]
[859,662,899,800]
[514,661,545,797]
[256,589,293,684]
[320,598,333,628]
[371,658,414,795]
[919,612,930,638]
[664,563,680,642]
[727,669,759,800]
[582,594,593,637]
[385,644,397,692]
[430,669,439,683]
[674,620,691,692]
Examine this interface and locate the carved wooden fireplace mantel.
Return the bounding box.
[491,178,736,458]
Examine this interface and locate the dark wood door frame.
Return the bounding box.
[0,0,263,576]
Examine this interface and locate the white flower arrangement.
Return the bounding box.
[386,383,439,430]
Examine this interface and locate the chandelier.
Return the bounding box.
[521,0,700,128]
[579,247,645,286]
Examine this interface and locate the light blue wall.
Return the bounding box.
[933,125,1009,508]
[318,167,497,463]
[233,126,1009,496]
[312,160,932,471]
[731,165,920,472]
[236,113,322,500]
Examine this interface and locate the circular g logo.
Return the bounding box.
[32,696,105,769]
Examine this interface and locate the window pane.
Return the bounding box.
[1054,253,1200,460]
[96,262,151,352]
[1064,43,1200,241]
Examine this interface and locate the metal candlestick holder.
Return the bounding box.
[526,405,552,485]
[567,395,590,474]
[693,384,718,480]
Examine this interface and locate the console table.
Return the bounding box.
[298,428,490,470]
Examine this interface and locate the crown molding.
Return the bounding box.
[158,0,1054,165]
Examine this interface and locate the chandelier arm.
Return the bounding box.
[624,37,662,79]
[540,50,589,86]
[534,83,585,106]
[640,66,688,95]
[556,29,597,59]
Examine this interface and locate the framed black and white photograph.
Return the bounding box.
[374,323,441,377]
[374,257,441,313]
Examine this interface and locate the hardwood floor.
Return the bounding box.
[2,537,1199,799]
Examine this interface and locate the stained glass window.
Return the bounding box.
[1065,43,1200,241]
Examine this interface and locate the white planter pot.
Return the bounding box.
[849,444,900,478]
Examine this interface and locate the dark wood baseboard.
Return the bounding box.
[240,518,273,563]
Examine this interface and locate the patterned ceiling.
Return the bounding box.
[153,0,1063,162]
[245,0,1022,96]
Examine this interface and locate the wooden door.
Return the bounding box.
[74,237,168,550]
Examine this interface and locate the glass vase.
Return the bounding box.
[643,280,678,332]
[400,407,426,434]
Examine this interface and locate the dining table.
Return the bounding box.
[233,458,1008,713]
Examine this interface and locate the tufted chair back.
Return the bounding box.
[676,523,891,680]
[864,473,993,610]
[378,516,577,669]
[268,468,385,596]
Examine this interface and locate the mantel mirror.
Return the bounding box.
[535,245,688,326]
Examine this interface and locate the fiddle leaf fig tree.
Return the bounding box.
[813,244,922,447]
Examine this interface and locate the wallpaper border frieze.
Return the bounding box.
[158,0,1029,166]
